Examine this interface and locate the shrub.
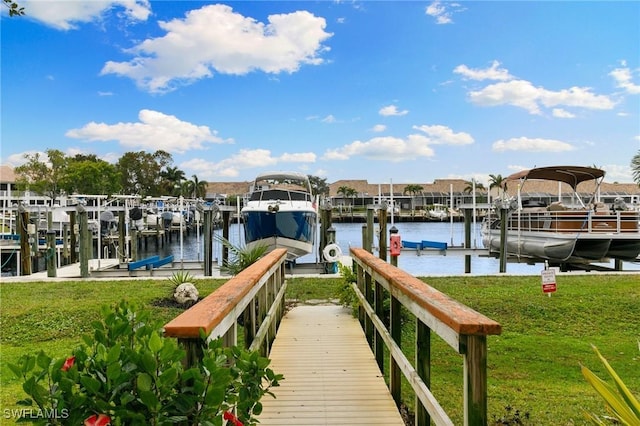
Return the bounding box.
[9,301,282,425]
[581,344,640,425]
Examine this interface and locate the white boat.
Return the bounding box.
[241,172,318,262]
[482,165,640,264]
[427,203,449,221]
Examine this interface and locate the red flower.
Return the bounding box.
[61,356,75,372]
[223,410,244,426]
[84,414,111,426]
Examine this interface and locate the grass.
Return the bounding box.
[1,274,639,425]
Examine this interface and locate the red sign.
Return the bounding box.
[541,269,557,293]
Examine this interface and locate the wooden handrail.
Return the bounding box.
[350,247,502,426]
[163,248,287,362]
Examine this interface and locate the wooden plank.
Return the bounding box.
[259,305,405,426]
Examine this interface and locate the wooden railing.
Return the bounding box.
[163,248,287,365]
[350,247,502,426]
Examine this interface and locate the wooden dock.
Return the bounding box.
[258,305,405,425]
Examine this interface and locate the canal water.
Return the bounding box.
[137,221,640,276]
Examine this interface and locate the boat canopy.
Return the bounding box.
[254,171,309,182]
[504,166,605,190]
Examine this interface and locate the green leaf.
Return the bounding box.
[141,352,157,374]
[106,344,121,363]
[582,345,640,425]
[107,361,121,381]
[592,345,640,420]
[8,363,23,378]
[35,351,52,370]
[159,367,178,387]
[138,389,159,410]
[149,332,163,353]
[137,372,153,392]
[80,375,102,395]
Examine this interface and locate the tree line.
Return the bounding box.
[13,148,333,203]
[14,149,208,202]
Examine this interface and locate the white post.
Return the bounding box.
[179,196,184,268]
[390,179,394,226]
[450,183,454,246]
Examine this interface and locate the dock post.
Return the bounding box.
[118,212,126,262]
[464,209,472,273]
[131,228,138,261]
[18,204,31,276]
[499,203,508,273]
[63,223,70,265]
[69,211,77,264]
[389,226,398,268]
[77,204,89,278]
[365,206,375,253]
[378,207,388,262]
[46,230,57,277]
[203,207,212,276]
[222,208,231,266]
[30,213,39,273]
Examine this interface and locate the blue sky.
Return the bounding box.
[2,1,639,186]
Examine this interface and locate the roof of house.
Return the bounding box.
[0,165,16,182]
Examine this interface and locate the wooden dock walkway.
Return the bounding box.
[258,305,405,425]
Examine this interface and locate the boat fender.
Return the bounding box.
[323,243,342,263]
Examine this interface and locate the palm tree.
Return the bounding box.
[403,184,423,212]
[180,175,208,198]
[337,186,356,206]
[631,150,640,186]
[190,175,208,198]
[488,174,505,197]
[161,166,186,196]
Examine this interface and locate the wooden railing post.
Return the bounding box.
[374,281,384,371]
[416,320,431,426]
[365,270,374,347]
[390,295,401,406]
[462,335,489,426]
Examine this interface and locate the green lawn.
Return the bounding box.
[1,274,638,425]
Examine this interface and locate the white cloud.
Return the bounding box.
[492,137,575,152]
[65,109,232,154]
[323,135,435,162]
[412,124,474,145]
[609,63,640,95]
[552,108,575,118]
[468,80,615,115]
[22,0,151,30]
[379,105,408,116]
[453,60,513,81]
[371,124,386,132]
[603,164,633,182]
[180,148,315,178]
[322,115,336,123]
[101,4,333,93]
[425,1,464,24]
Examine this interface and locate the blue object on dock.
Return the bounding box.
[402,240,423,250]
[421,240,448,250]
[128,255,160,271]
[147,255,174,269]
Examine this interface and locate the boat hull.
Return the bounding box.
[482,213,640,263]
[242,209,317,262]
